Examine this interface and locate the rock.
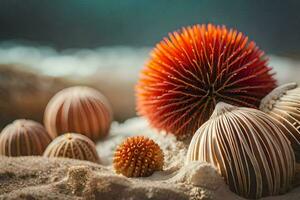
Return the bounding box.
[0,64,70,129]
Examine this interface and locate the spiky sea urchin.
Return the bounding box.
[113,136,164,177]
[136,24,276,138]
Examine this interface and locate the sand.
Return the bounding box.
[1,117,300,200]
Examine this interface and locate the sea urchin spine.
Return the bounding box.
[136,24,276,138]
[113,136,164,177]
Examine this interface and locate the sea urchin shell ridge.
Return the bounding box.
[136,24,276,138]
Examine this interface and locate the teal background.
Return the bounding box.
[0,0,299,57]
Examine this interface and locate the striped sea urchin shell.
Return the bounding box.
[44,86,112,142]
[260,83,300,161]
[136,24,276,139]
[43,133,100,163]
[113,136,164,177]
[186,102,295,199]
[0,119,51,156]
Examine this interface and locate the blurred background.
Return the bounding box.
[0,0,300,127]
[1,0,300,56]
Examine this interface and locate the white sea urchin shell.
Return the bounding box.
[186,102,295,199]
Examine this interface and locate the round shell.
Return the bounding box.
[44,86,112,142]
[43,133,100,163]
[136,24,276,139]
[113,136,164,177]
[186,102,295,199]
[0,119,52,156]
[260,82,300,160]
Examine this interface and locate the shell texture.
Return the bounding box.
[136,24,276,139]
[43,133,100,163]
[0,119,51,156]
[113,136,164,177]
[44,86,112,142]
[260,82,300,160]
[186,102,295,199]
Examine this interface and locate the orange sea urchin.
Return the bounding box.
[136,24,276,138]
[113,136,164,177]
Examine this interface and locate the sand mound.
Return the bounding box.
[1,117,300,200]
[0,156,233,200]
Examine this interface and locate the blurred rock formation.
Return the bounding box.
[0,64,70,129]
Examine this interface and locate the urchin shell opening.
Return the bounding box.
[210,102,237,118]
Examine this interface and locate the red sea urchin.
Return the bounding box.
[136,24,276,139]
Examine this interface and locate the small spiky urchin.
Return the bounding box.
[136,24,276,138]
[113,136,164,177]
[43,133,100,163]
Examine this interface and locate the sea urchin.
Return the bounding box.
[186,102,295,198]
[43,133,100,163]
[44,86,112,142]
[0,119,52,156]
[136,24,276,138]
[113,136,164,177]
